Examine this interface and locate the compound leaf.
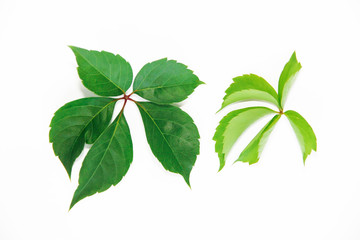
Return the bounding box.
[220,74,279,110]
[278,51,302,109]
[70,46,133,96]
[50,97,116,177]
[51,46,205,209]
[285,110,316,163]
[70,112,133,209]
[133,58,203,104]
[236,115,281,165]
[213,107,276,171]
[136,102,200,186]
[215,51,315,166]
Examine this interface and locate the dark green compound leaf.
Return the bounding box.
[220,74,280,110]
[133,58,204,104]
[213,107,276,171]
[70,112,133,209]
[70,46,133,96]
[278,51,302,109]
[136,102,200,186]
[236,115,281,165]
[50,97,116,177]
[285,110,317,164]
[51,46,204,209]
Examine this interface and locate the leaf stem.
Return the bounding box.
[116,92,138,112]
[128,91,136,97]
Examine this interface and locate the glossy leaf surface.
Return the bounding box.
[213,107,275,171]
[285,110,317,163]
[51,46,202,209]
[70,46,133,96]
[70,113,133,209]
[220,74,279,110]
[278,51,302,109]
[133,58,203,104]
[136,102,199,185]
[50,97,116,177]
[236,115,280,165]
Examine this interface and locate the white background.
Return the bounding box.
[1,0,360,239]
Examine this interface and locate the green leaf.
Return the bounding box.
[136,102,200,186]
[133,58,203,104]
[51,47,205,209]
[70,112,133,209]
[278,51,302,109]
[220,74,279,110]
[236,115,281,165]
[215,51,315,167]
[213,107,276,171]
[49,98,116,177]
[285,110,317,163]
[70,46,133,96]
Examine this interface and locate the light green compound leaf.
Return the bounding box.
[70,46,133,96]
[70,112,133,209]
[133,58,204,104]
[278,51,302,109]
[220,74,280,110]
[285,110,317,164]
[49,97,116,177]
[136,102,200,186]
[236,115,281,165]
[213,107,276,171]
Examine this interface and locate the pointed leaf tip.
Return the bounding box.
[185,176,192,189]
[218,155,225,172]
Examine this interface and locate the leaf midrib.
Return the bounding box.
[74,110,124,200]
